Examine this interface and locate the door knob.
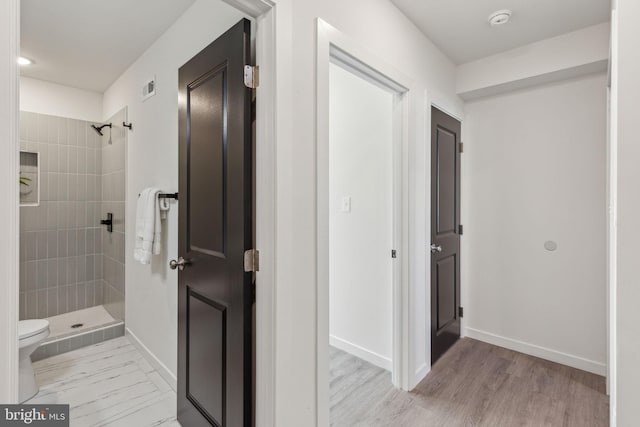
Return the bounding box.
[169,257,190,271]
[430,244,442,253]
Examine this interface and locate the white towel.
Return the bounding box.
[134,187,162,264]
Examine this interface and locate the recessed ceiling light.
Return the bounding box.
[17,56,33,66]
[488,9,512,26]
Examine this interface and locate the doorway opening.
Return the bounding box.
[328,59,395,423]
[8,1,279,425]
[317,19,413,426]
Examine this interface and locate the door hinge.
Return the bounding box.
[391,249,397,259]
[244,249,259,272]
[459,142,464,153]
[459,224,464,235]
[459,307,464,318]
[244,65,259,89]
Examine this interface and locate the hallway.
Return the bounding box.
[330,338,609,426]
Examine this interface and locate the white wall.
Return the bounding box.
[329,63,393,370]
[275,1,463,424]
[457,23,610,100]
[20,76,102,122]
[102,0,247,386]
[462,73,608,375]
[613,0,640,425]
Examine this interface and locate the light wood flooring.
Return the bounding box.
[29,336,179,427]
[330,338,609,427]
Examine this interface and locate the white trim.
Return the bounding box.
[607,5,618,426]
[329,336,392,371]
[0,0,20,404]
[316,18,415,427]
[413,362,429,384]
[126,328,177,391]
[252,3,277,427]
[465,327,607,376]
[224,0,273,16]
[223,2,279,426]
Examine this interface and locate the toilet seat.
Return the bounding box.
[19,319,49,340]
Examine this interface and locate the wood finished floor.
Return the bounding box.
[330,338,609,427]
[29,336,179,427]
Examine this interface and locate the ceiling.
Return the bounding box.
[20,0,196,92]
[390,0,611,64]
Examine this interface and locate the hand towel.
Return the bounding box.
[134,187,162,264]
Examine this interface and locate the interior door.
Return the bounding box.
[430,106,461,365]
[177,19,253,427]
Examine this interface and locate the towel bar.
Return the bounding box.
[158,193,179,200]
[137,192,179,200]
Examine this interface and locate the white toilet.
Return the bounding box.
[18,319,50,403]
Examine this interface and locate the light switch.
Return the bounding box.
[341,196,351,213]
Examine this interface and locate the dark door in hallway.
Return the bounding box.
[177,19,253,427]
[430,106,462,365]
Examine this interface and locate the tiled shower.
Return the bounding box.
[19,109,127,358]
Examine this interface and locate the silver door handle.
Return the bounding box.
[430,244,442,253]
[169,257,190,271]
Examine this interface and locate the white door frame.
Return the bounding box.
[606,5,618,426]
[0,0,20,405]
[1,3,279,426]
[222,2,278,425]
[316,18,415,426]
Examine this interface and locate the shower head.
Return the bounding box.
[91,123,112,136]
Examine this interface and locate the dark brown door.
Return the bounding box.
[430,107,461,365]
[177,19,253,427]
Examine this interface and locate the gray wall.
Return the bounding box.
[101,108,127,322]
[19,111,103,319]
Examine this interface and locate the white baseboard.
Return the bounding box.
[330,335,392,371]
[410,362,430,390]
[465,327,606,376]
[126,327,177,391]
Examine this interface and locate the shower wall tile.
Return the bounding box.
[19,111,109,320]
[47,288,57,317]
[26,292,37,319]
[19,293,26,319]
[36,290,47,318]
[101,108,127,323]
[57,285,68,314]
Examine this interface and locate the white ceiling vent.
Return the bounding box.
[488,9,512,26]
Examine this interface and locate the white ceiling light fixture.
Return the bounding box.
[17,56,33,66]
[488,9,512,26]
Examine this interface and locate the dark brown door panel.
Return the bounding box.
[430,107,461,365]
[178,19,253,427]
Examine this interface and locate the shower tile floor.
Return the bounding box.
[29,336,179,427]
